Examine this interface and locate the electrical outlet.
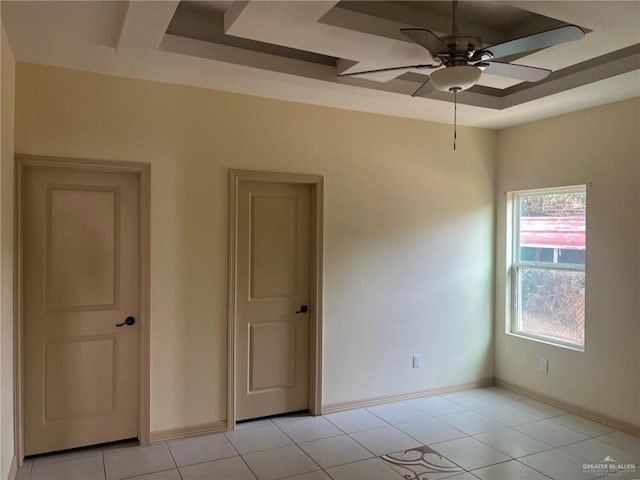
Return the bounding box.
[540,358,549,373]
[412,354,421,369]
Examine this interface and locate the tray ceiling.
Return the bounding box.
[2,1,639,128]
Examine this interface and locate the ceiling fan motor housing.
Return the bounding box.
[427,35,484,93]
[439,35,483,58]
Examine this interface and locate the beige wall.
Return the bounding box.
[14,63,496,433]
[495,98,640,427]
[1,19,16,480]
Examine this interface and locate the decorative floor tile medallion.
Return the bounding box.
[381,445,464,480]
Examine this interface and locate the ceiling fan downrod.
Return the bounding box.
[452,0,458,36]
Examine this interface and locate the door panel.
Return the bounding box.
[46,187,120,311]
[23,167,139,455]
[249,320,296,391]
[236,182,311,421]
[44,335,117,420]
[250,195,297,299]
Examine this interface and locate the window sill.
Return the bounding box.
[505,331,584,352]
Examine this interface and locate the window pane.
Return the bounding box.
[517,267,585,345]
[518,191,586,265]
[520,246,554,263]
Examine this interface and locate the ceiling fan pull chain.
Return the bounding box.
[454,91,457,151]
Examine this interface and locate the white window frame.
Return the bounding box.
[510,185,586,351]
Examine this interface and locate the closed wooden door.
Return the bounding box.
[23,166,139,455]
[236,181,311,421]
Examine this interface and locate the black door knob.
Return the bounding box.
[116,316,136,327]
[295,305,309,314]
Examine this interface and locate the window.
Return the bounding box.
[510,186,586,349]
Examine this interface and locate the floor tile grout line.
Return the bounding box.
[425,441,512,473]
[277,466,325,480]
[466,402,546,422]
[517,440,600,475]
[466,412,546,428]
[215,429,262,480]
[223,432,243,458]
[324,466,338,480]
[102,441,143,458]
[362,406,401,426]
[234,418,276,432]
[510,457,556,480]
[245,443,323,479]
[441,391,512,409]
[120,467,179,480]
[236,452,260,480]
[268,417,314,451]
[555,436,606,450]
[460,456,514,474]
[437,412,510,434]
[164,441,185,480]
[225,423,295,455]
[506,401,568,419]
[182,450,244,466]
[270,415,345,446]
[369,401,429,416]
[546,416,616,439]
[469,428,557,459]
[323,409,391,434]
[344,427,397,460]
[234,423,323,480]
[527,417,601,439]
[101,447,107,480]
[144,451,241,472]
[296,435,380,470]
[395,418,469,446]
[557,437,640,462]
[592,436,640,457]
[509,421,592,449]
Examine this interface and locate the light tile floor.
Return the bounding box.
[17,387,640,480]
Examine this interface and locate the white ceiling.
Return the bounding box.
[2,0,639,129]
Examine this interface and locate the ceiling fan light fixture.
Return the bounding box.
[430,65,481,93]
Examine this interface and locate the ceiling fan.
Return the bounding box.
[338,1,585,149]
[338,1,586,97]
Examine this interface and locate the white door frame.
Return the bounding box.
[14,154,151,463]
[227,170,324,430]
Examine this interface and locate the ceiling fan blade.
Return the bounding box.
[412,78,434,97]
[400,28,451,57]
[337,64,437,77]
[472,25,585,62]
[482,61,551,82]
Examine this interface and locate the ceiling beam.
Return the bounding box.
[118,1,180,52]
[224,0,433,79]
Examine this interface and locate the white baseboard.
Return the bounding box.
[321,377,494,414]
[495,377,640,436]
[147,376,638,446]
[147,378,494,444]
[149,421,228,444]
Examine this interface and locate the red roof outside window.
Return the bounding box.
[520,216,585,250]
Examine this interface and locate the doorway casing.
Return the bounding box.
[227,169,324,429]
[13,154,151,464]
